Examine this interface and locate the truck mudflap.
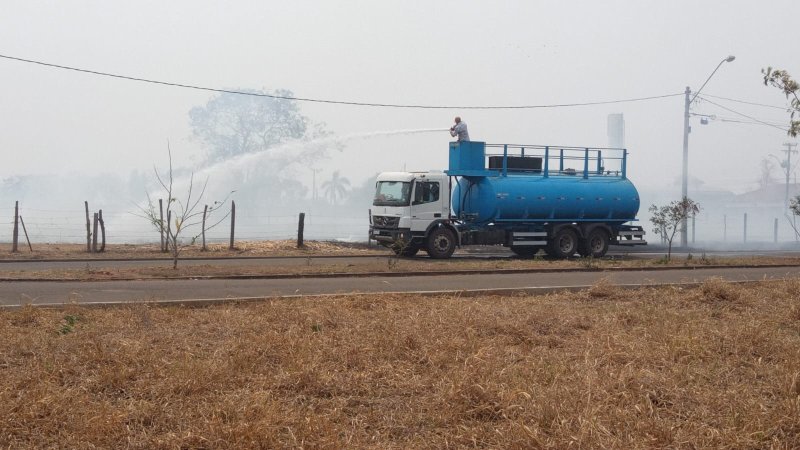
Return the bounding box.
[614,225,646,245]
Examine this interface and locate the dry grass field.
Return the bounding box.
[2,279,800,448]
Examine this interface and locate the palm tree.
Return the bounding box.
[321,171,351,206]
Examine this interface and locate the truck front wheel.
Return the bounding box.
[426,227,456,259]
[393,240,421,257]
[549,228,578,258]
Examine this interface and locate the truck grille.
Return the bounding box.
[372,216,400,229]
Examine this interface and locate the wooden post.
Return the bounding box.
[99,210,106,252]
[92,213,99,253]
[19,216,32,252]
[201,204,208,251]
[229,200,236,250]
[166,210,172,252]
[368,209,372,246]
[84,201,91,253]
[743,213,748,243]
[691,214,695,244]
[774,217,778,244]
[12,201,19,253]
[159,199,165,252]
[297,212,305,248]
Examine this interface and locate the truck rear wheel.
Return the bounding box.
[426,227,456,259]
[549,228,578,258]
[579,229,610,258]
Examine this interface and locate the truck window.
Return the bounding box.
[413,181,440,204]
[374,181,412,206]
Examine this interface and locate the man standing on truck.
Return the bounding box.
[449,116,470,142]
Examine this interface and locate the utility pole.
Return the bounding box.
[681,86,691,247]
[311,168,322,202]
[780,142,798,209]
[679,55,735,248]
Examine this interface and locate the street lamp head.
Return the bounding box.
[725,55,736,63]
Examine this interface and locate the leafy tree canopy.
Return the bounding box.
[763,67,800,137]
[189,89,309,163]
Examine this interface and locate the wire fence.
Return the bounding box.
[0,205,369,244]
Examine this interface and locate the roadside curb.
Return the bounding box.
[0,263,798,283]
[0,278,779,309]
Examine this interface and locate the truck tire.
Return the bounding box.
[549,228,578,259]
[426,227,456,259]
[579,229,610,258]
[510,246,538,258]
[393,241,421,257]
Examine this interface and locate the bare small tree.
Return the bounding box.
[649,197,700,260]
[135,145,232,269]
[788,195,800,240]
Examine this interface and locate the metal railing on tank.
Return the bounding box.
[483,144,628,179]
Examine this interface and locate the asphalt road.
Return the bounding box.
[2,266,799,307]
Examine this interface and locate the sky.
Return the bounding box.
[1,0,798,196]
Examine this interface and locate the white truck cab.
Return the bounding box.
[370,171,457,258]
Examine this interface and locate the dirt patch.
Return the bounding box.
[2,280,800,447]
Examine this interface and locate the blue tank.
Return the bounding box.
[452,175,641,225]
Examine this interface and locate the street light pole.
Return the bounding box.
[680,55,735,247]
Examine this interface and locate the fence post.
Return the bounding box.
[92,213,99,253]
[297,212,305,248]
[99,210,106,252]
[12,201,19,253]
[368,209,372,246]
[229,200,236,250]
[691,214,696,244]
[723,214,727,242]
[743,213,748,243]
[201,205,208,251]
[19,216,32,252]
[84,201,91,253]
[159,199,165,252]
[774,217,778,244]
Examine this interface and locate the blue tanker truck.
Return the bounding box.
[369,141,646,258]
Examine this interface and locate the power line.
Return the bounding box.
[689,112,787,128]
[696,95,789,132]
[701,93,790,111]
[0,53,683,110]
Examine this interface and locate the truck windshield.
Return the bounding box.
[374,181,412,206]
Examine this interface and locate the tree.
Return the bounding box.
[189,88,309,163]
[321,171,351,206]
[763,67,800,137]
[135,145,232,269]
[648,197,700,260]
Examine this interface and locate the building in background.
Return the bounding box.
[607,113,625,149]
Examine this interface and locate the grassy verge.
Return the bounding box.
[1,255,799,281]
[0,240,381,260]
[2,279,800,448]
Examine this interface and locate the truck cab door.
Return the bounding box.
[410,180,445,232]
